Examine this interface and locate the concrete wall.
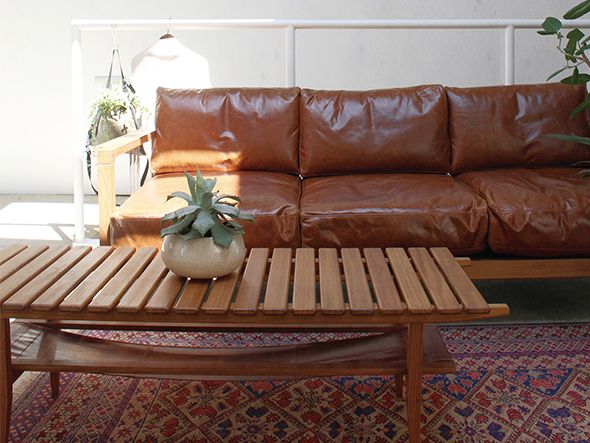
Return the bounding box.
[0,0,578,194]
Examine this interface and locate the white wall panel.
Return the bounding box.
[0,0,581,194]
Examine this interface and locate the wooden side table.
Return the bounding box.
[0,244,508,442]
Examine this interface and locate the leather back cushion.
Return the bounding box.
[447,83,590,172]
[299,85,450,176]
[151,87,300,175]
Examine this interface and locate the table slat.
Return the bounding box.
[430,247,490,313]
[59,247,135,312]
[408,248,462,313]
[0,246,70,304]
[263,248,292,314]
[232,248,269,314]
[341,248,374,314]
[201,264,243,314]
[319,248,345,314]
[173,279,210,313]
[386,248,433,313]
[31,247,114,311]
[116,253,167,312]
[363,248,404,314]
[88,248,158,312]
[2,245,493,322]
[292,248,316,315]
[3,246,92,310]
[0,245,27,267]
[0,245,48,284]
[145,271,186,313]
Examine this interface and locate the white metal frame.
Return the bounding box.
[71,18,590,242]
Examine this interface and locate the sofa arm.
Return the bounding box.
[95,130,156,245]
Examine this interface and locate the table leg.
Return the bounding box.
[0,319,12,443]
[406,323,423,443]
[50,372,60,399]
[394,374,404,398]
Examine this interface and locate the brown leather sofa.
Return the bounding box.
[96,83,590,279]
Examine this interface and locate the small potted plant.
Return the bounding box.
[160,170,254,279]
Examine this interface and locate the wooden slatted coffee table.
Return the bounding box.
[0,244,508,443]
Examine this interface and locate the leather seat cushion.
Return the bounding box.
[300,173,488,255]
[458,168,590,256]
[110,172,301,248]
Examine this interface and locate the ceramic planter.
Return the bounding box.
[161,234,246,279]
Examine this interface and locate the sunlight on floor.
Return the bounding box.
[0,201,99,242]
[0,201,98,225]
[0,225,64,241]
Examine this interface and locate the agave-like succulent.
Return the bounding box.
[160,170,254,247]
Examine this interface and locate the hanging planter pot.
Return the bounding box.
[94,116,129,146]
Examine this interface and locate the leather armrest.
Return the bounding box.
[95,130,155,163]
[96,130,156,245]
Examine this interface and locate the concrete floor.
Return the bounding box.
[0,194,588,324]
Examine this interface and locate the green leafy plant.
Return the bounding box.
[88,87,146,145]
[160,170,255,247]
[539,1,590,177]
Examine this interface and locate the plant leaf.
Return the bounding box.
[167,191,192,203]
[565,38,579,61]
[174,205,200,218]
[541,16,562,34]
[238,213,255,222]
[571,93,590,117]
[161,212,178,223]
[180,230,203,241]
[560,67,590,84]
[213,203,240,217]
[160,213,196,237]
[576,43,590,54]
[567,28,585,42]
[201,192,214,209]
[203,178,217,193]
[211,222,234,247]
[213,194,241,204]
[546,133,590,145]
[225,220,245,233]
[184,172,198,203]
[561,73,590,84]
[193,210,216,235]
[162,205,199,224]
[195,168,205,193]
[564,0,590,19]
[547,66,569,81]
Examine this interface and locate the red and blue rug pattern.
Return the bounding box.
[9,323,590,442]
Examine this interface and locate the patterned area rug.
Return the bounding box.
[9,323,590,442]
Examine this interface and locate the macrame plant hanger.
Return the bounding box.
[86,25,149,195]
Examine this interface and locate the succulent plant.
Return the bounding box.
[160,170,254,247]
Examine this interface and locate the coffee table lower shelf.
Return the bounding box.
[11,321,454,379]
